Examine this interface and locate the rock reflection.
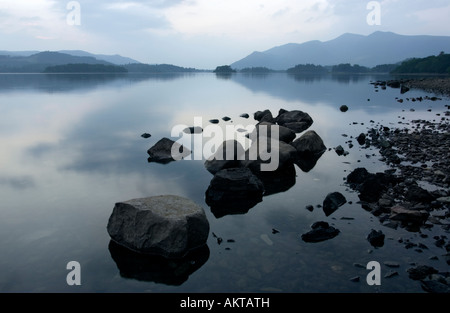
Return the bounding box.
[108,240,210,286]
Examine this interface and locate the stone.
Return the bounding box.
[183,126,203,134]
[291,130,326,157]
[204,140,245,175]
[242,138,297,173]
[240,113,250,119]
[357,133,366,145]
[251,122,296,143]
[107,195,210,258]
[253,110,276,124]
[346,167,370,185]
[205,167,264,217]
[276,110,314,133]
[301,221,340,243]
[340,105,349,112]
[147,137,191,164]
[334,145,345,156]
[407,265,438,280]
[367,229,385,247]
[322,192,347,216]
[405,185,434,203]
[390,205,430,224]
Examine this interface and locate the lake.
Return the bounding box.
[0,72,448,293]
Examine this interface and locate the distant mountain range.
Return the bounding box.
[0,50,140,65]
[231,31,450,70]
[0,51,199,73]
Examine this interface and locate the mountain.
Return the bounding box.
[0,51,115,72]
[0,50,140,65]
[57,50,140,65]
[231,31,450,70]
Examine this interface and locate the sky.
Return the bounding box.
[0,0,449,69]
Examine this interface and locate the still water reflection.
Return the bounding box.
[0,73,448,292]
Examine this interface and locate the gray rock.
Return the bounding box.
[251,122,296,143]
[205,167,264,217]
[254,110,275,123]
[276,110,313,133]
[407,265,439,280]
[301,221,340,243]
[390,205,430,224]
[357,133,366,145]
[147,137,191,164]
[242,138,297,173]
[367,229,385,247]
[334,145,345,156]
[204,140,245,175]
[323,192,347,216]
[291,130,326,156]
[107,195,210,258]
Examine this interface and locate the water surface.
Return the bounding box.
[0,72,448,293]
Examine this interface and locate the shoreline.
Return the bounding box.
[402,77,450,97]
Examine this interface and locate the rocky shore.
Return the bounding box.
[402,77,450,96]
[343,88,450,292]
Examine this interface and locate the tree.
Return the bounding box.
[213,65,236,73]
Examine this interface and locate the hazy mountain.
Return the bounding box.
[0,51,114,72]
[0,50,140,65]
[58,50,141,65]
[231,31,450,70]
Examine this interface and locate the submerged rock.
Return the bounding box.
[107,195,210,258]
[301,221,340,243]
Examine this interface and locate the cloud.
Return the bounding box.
[411,4,450,34]
[163,0,338,42]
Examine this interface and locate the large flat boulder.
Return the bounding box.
[107,195,209,258]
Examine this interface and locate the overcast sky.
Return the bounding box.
[0,0,449,69]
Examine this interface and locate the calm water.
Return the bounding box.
[0,72,448,293]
